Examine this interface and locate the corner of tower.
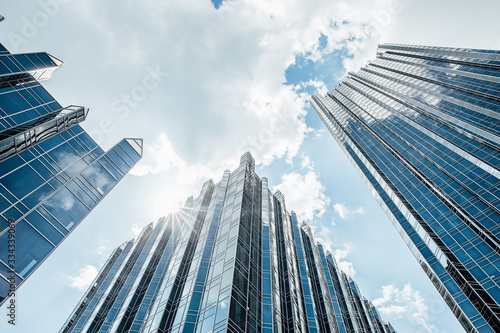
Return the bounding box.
[125,138,144,157]
[47,53,64,68]
[274,190,285,203]
[184,196,194,208]
[300,222,312,236]
[240,151,255,168]
[202,178,215,189]
[118,241,129,251]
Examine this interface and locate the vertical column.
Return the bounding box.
[325,254,360,332]
[261,177,282,332]
[60,241,132,333]
[226,152,262,332]
[145,180,214,332]
[317,243,346,333]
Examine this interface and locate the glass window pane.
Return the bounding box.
[0,164,43,199]
[25,211,63,245]
[81,162,117,195]
[42,186,89,230]
[0,220,54,278]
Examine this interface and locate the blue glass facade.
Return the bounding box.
[0,43,143,305]
[311,43,500,332]
[61,152,394,333]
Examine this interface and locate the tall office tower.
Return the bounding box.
[311,43,500,332]
[60,152,395,333]
[0,43,143,305]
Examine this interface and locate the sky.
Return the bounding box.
[1,0,500,332]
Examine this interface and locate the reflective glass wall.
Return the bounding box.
[0,43,143,305]
[311,43,500,332]
[61,152,394,333]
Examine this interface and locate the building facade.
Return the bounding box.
[61,152,395,333]
[0,43,142,305]
[311,43,500,332]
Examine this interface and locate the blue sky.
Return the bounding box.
[1,0,500,332]
[211,0,225,10]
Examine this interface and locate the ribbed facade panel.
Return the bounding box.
[61,152,395,333]
[0,43,142,305]
[311,43,500,332]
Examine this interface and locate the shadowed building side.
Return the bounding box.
[0,43,143,305]
[312,43,500,332]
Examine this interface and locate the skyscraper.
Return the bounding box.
[311,43,500,332]
[0,43,143,305]
[60,152,395,333]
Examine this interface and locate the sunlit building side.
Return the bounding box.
[61,152,395,333]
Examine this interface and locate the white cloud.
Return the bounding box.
[332,243,352,261]
[312,228,357,278]
[273,165,330,222]
[68,265,98,292]
[53,0,400,185]
[300,154,314,170]
[299,79,328,95]
[333,202,365,219]
[312,129,326,140]
[334,203,349,219]
[331,243,356,277]
[130,133,185,177]
[131,223,145,237]
[60,195,75,211]
[96,245,109,257]
[312,223,334,251]
[373,283,436,333]
[306,223,356,277]
[131,133,233,185]
[338,261,356,277]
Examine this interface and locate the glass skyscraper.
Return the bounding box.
[0,43,143,305]
[311,43,500,332]
[61,152,395,333]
